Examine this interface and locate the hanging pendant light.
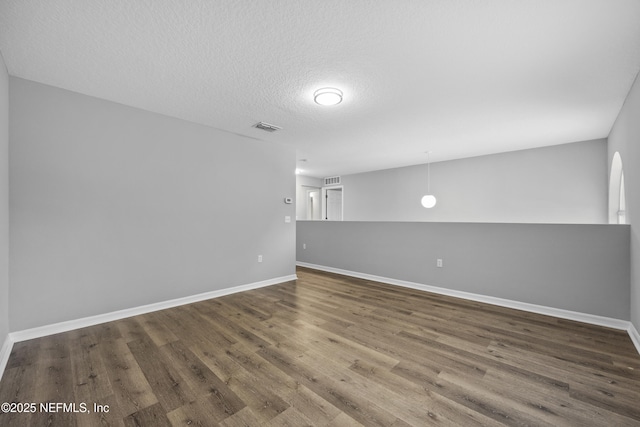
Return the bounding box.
[421,151,437,208]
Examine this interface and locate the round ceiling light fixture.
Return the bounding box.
[314,87,343,106]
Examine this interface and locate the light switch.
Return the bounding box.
[285,216,291,223]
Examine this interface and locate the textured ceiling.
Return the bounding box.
[1,0,640,177]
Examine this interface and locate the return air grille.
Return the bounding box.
[254,121,282,132]
[324,176,341,186]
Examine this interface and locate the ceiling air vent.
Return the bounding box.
[324,176,341,186]
[254,121,282,132]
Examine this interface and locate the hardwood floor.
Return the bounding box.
[1,266,640,426]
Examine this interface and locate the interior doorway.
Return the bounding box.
[298,185,322,220]
[609,152,626,224]
[305,187,321,220]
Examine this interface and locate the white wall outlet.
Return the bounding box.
[303,243,306,249]
[437,258,443,268]
[258,255,263,263]
[285,216,291,223]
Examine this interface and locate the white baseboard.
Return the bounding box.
[0,334,13,383]
[9,274,297,344]
[297,262,633,333]
[629,323,640,355]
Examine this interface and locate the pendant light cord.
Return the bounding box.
[427,151,431,193]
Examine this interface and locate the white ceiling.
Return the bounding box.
[1,1,640,178]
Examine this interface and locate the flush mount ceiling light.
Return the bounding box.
[296,159,307,175]
[314,88,343,106]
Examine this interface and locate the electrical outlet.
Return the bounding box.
[437,258,443,268]
[258,255,263,263]
[303,243,306,249]
[285,216,291,223]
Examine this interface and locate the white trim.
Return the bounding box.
[0,335,13,383]
[9,274,297,343]
[296,262,632,331]
[629,323,640,355]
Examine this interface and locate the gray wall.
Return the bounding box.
[341,140,608,223]
[9,77,296,331]
[609,72,640,331]
[297,221,630,319]
[0,53,8,344]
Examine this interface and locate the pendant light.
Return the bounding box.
[421,151,437,208]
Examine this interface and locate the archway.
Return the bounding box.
[609,152,626,224]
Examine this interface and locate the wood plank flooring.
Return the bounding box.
[1,266,639,426]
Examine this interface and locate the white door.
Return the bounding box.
[324,187,343,221]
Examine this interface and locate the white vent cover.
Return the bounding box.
[324,176,341,186]
[254,121,282,132]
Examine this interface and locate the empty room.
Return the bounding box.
[1,1,640,426]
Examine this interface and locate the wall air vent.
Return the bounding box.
[254,121,282,132]
[324,176,341,186]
